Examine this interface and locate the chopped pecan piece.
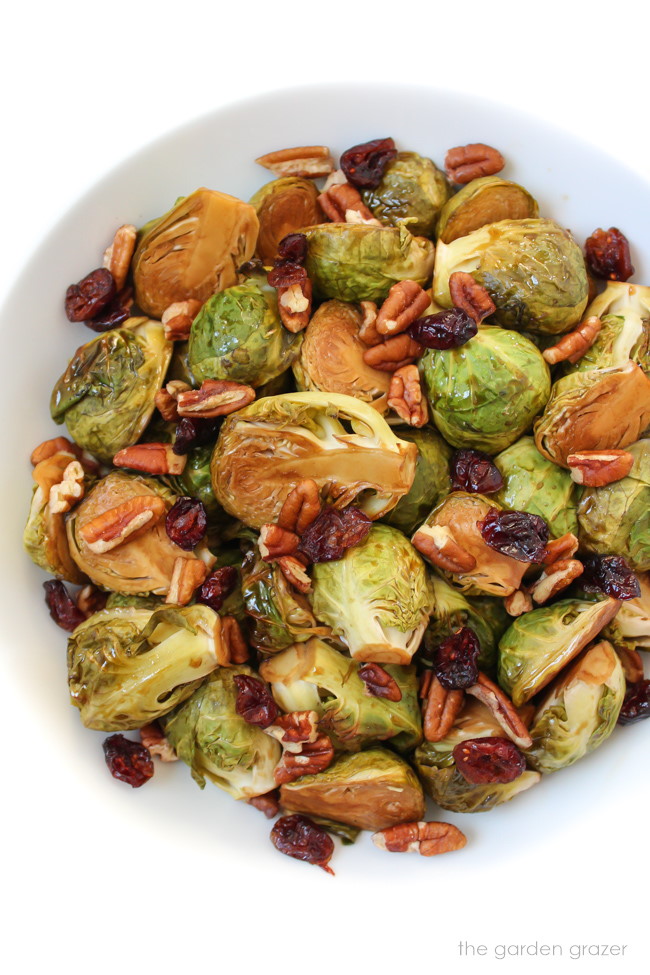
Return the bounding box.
[412,524,477,574]
[529,558,584,604]
[277,479,322,535]
[376,281,431,337]
[616,645,644,683]
[103,224,137,291]
[165,557,209,606]
[448,272,496,323]
[80,495,167,554]
[221,615,250,664]
[358,301,382,346]
[176,379,255,419]
[113,442,187,476]
[277,278,312,333]
[256,145,335,179]
[422,675,465,742]
[49,460,85,514]
[30,436,81,466]
[318,182,381,224]
[445,143,505,184]
[276,555,312,593]
[155,381,191,422]
[542,532,580,565]
[504,590,533,616]
[373,821,467,857]
[567,449,634,486]
[265,710,320,752]
[139,722,178,762]
[161,299,203,341]
[76,584,108,618]
[542,316,602,365]
[247,791,281,819]
[362,333,424,372]
[387,365,428,427]
[466,672,533,749]
[259,524,300,561]
[274,734,335,785]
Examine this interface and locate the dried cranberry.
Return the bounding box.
[270,814,335,874]
[433,627,481,690]
[451,449,504,494]
[43,580,85,632]
[165,497,207,550]
[65,268,116,322]
[103,734,154,787]
[172,417,219,455]
[267,262,307,289]
[358,663,402,701]
[479,508,549,563]
[585,227,635,281]
[298,505,372,563]
[197,565,238,611]
[408,308,478,350]
[618,680,650,725]
[84,295,130,332]
[340,137,397,190]
[233,674,278,728]
[581,554,641,600]
[277,233,308,265]
[453,736,526,784]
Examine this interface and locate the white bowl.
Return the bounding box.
[2,85,648,955]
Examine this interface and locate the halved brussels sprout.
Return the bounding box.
[50,318,172,464]
[311,524,433,664]
[421,326,550,453]
[527,641,625,773]
[603,573,650,650]
[494,436,579,538]
[67,604,223,730]
[381,426,451,534]
[433,218,588,335]
[498,597,620,707]
[436,176,539,244]
[585,281,650,370]
[23,449,87,583]
[188,274,301,387]
[259,638,422,752]
[304,222,435,303]
[413,698,540,812]
[279,748,425,830]
[577,439,650,570]
[210,391,417,529]
[250,177,323,265]
[361,151,450,237]
[133,188,259,318]
[292,300,391,412]
[160,666,281,799]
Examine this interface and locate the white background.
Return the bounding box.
[1,2,649,974]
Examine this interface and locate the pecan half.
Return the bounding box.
[139,722,178,762]
[567,450,634,486]
[274,734,334,785]
[422,675,465,742]
[165,557,209,606]
[49,460,85,514]
[220,615,250,664]
[265,710,320,753]
[277,479,322,535]
[362,333,424,372]
[504,590,533,616]
[259,524,300,560]
[529,558,584,604]
[277,278,312,333]
[542,532,580,565]
[412,524,477,574]
[376,281,431,337]
[373,821,467,857]
[616,645,644,683]
[276,555,312,593]
[176,379,255,418]
[80,495,167,553]
[161,299,203,341]
[247,791,281,819]
[358,663,402,701]
[358,301,382,346]
[318,182,381,224]
[30,436,82,466]
[542,316,602,365]
[448,272,496,323]
[113,442,187,476]
[466,672,533,749]
[445,143,505,184]
[387,364,428,427]
[103,224,137,291]
[256,145,335,179]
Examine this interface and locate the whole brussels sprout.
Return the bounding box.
[188,274,301,387]
[210,391,417,529]
[494,436,579,538]
[436,175,539,244]
[578,439,650,570]
[497,597,620,707]
[423,576,509,676]
[381,426,451,534]
[361,151,450,237]
[433,218,588,335]
[527,640,625,774]
[304,222,435,303]
[249,177,323,265]
[421,326,550,453]
[292,300,391,412]
[413,698,540,812]
[67,604,223,730]
[50,318,172,464]
[279,748,425,831]
[133,188,259,318]
[160,666,281,799]
[311,524,434,664]
[259,638,422,752]
[23,448,87,583]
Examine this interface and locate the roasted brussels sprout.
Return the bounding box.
[304,222,435,303]
[433,218,588,335]
[210,391,417,529]
[527,641,625,773]
[423,576,509,676]
[50,318,172,463]
[494,436,579,538]
[311,525,433,664]
[279,748,425,830]
[24,449,87,583]
[133,188,259,318]
[436,175,539,244]
[382,427,451,535]
[259,638,422,752]
[421,326,550,453]
[603,573,650,650]
[573,285,650,375]
[292,300,391,412]
[67,604,223,730]
[413,698,540,812]
[498,597,620,707]
[250,177,323,265]
[361,151,450,237]
[160,666,281,799]
[578,439,650,570]
[188,274,301,387]
[164,444,222,522]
